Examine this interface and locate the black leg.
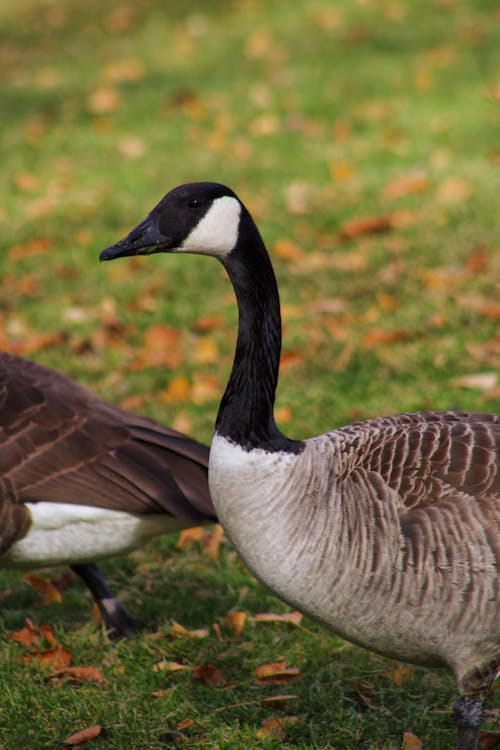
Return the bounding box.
[71,562,144,639]
[453,695,485,750]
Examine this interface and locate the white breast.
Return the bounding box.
[2,502,187,568]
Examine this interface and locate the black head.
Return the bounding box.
[100,182,243,262]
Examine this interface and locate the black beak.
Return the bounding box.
[99,214,172,262]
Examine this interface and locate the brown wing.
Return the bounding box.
[0,352,215,555]
[352,411,500,508]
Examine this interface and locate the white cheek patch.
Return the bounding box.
[181,196,241,258]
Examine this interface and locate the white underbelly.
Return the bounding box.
[2,502,187,568]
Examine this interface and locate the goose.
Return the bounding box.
[100,181,499,749]
[0,350,215,637]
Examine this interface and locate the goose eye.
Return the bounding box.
[188,198,202,210]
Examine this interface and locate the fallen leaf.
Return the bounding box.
[63,724,102,746]
[273,238,304,261]
[8,619,40,648]
[193,336,219,364]
[280,350,305,370]
[253,611,303,627]
[191,374,220,404]
[451,373,498,391]
[177,527,207,548]
[204,523,224,561]
[256,661,300,684]
[361,328,413,349]
[403,730,423,750]
[47,667,109,685]
[194,314,226,332]
[9,238,53,261]
[163,375,191,403]
[437,176,470,204]
[170,621,209,639]
[193,664,225,686]
[479,730,500,749]
[383,171,429,199]
[88,87,121,114]
[24,573,63,606]
[24,645,73,670]
[153,660,191,673]
[224,611,247,637]
[257,716,298,739]
[261,694,297,707]
[176,717,194,731]
[339,214,394,239]
[382,665,414,685]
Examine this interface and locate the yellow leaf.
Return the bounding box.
[329,160,354,183]
[153,660,191,673]
[255,661,300,683]
[170,621,209,639]
[193,337,219,364]
[254,611,303,627]
[224,611,247,637]
[176,717,194,731]
[403,731,423,750]
[163,376,191,403]
[87,86,121,114]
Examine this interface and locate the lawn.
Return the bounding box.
[0,0,499,747]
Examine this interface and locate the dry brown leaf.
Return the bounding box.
[195,314,226,332]
[63,724,102,746]
[193,664,225,686]
[224,611,247,637]
[339,215,394,239]
[257,716,298,740]
[479,730,500,749]
[24,573,63,606]
[383,665,414,685]
[255,661,301,684]
[171,621,209,639]
[280,350,305,370]
[383,171,429,200]
[275,405,293,423]
[437,176,470,204]
[8,619,40,648]
[273,238,304,262]
[9,238,53,261]
[361,328,413,349]
[261,694,297,707]
[403,731,423,750]
[177,527,207,548]
[47,667,109,685]
[88,87,121,114]
[153,660,191,673]
[176,717,194,731]
[24,645,73,670]
[254,611,303,627]
[451,373,498,391]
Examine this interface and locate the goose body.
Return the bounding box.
[0,350,215,635]
[101,182,499,747]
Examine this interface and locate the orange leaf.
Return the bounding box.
[88,86,121,114]
[9,238,53,261]
[273,238,304,262]
[163,375,191,403]
[177,527,207,548]
[8,619,40,648]
[403,731,423,750]
[176,717,194,731]
[193,337,219,364]
[383,171,429,200]
[193,664,225,686]
[383,665,414,685]
[24,573,62,606]
[63,725,102,746]
[191,374,220,404]
[24,645,73,670]
[254,611,303,627]
[195,314,226,332]
[47,667,109,685]
[257,716,298,740]
[204,523,224,561]
[339,215,394,239]
[224,611,247,637]
[255,662,300,684]
[361,328,413,349]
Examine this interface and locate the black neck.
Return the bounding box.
[215,209,303,454]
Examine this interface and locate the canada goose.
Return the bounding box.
[0,350,215,637]
[100,181,499,749]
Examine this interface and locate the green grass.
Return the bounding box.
[0,0,499,747]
